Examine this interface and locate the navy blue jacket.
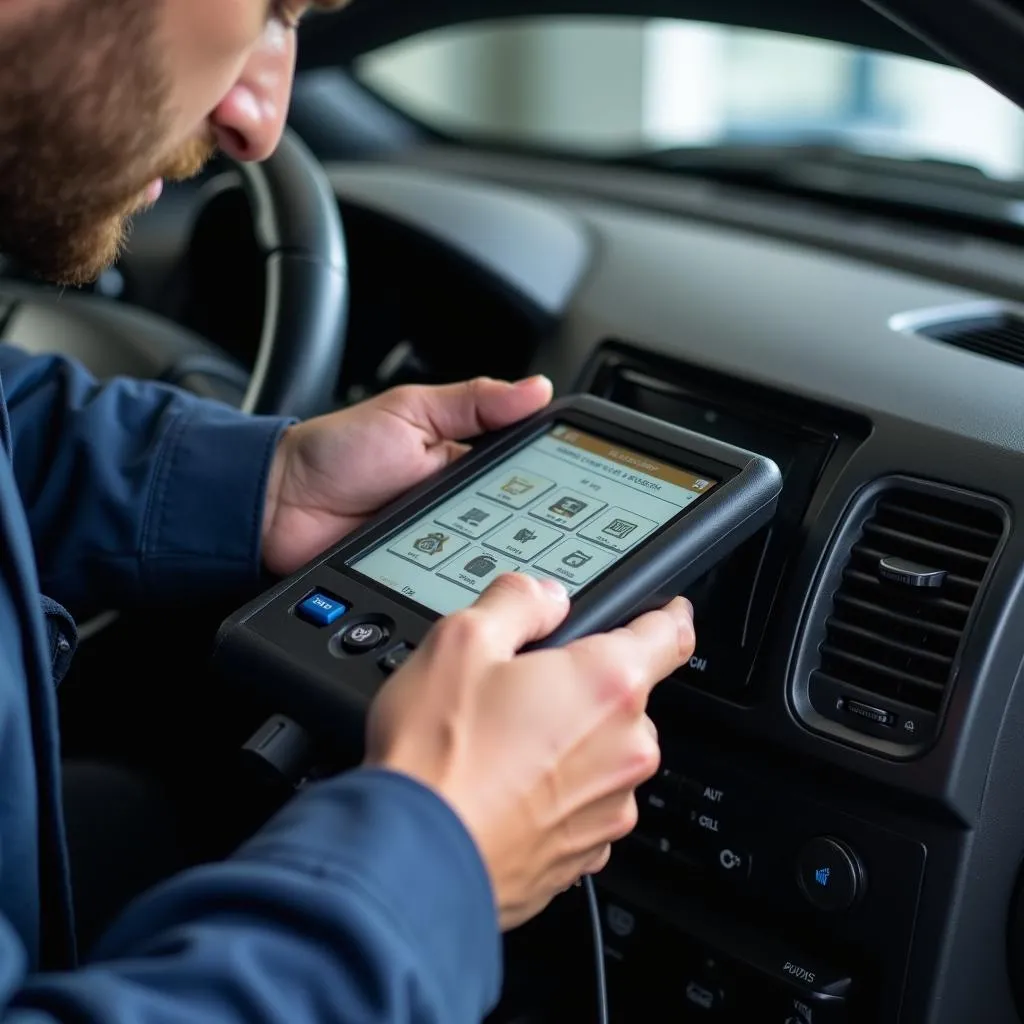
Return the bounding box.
[0,344,500,1022]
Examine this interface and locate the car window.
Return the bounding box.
[354,16,1024,179]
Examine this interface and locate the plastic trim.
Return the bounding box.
[789,474,1011,760]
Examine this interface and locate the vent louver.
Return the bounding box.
[915,311,1024,368]
[805,485,1004,748]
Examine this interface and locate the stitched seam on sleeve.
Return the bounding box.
[250,422,285,572]
[138,403,189,569]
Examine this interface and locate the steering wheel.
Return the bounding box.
[233,128,349,419]
[0,127,349,423]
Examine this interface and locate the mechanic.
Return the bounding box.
[0,1,695,1022]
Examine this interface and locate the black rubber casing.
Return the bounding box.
[212,394,782,741]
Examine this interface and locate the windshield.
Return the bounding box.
[355,16,1024,180]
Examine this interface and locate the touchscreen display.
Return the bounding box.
[347,423,718,616]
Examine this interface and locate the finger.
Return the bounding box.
[571,597,695,699]
[456,572,570,660]
[642,714,658,744]
[559,789,642,854]
[388,376,554,444]
[420,440,472,475]
[557,715,661,806]
[553,843,614,893]
[581,843,613,877]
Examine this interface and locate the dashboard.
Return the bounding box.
[316,150,1024,1024]
[6,139,1024,1023]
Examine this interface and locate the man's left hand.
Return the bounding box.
[261,375,553,577]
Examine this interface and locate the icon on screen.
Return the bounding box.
[603,518,638,540]
[693,479,711,491]
[464,555,498,579]
[549,496,588,518]
[814,867,831,887]
[413,532,449,556]
[513,527,538,544]
[501,476,534,497]
[458,507,491,527]
[562,550,593,569]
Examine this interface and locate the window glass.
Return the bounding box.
[355,17,1024,178]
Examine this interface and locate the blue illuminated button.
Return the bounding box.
[796,837,863,912]
[296,591,349,628]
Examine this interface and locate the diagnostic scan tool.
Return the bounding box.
[213,395,782,735]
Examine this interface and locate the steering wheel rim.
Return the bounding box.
[232,128,349,420]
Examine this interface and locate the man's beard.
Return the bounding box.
[0,1,216,286]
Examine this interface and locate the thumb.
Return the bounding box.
[387,376,553,443]
[469,571,571,659]
[425,440,471,472]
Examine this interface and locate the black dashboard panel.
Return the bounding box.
[327,164,592,319]
[316,153,1024,1022]
[576,343,861,704]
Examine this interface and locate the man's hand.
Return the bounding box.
[365,573,695,931]
[261,376,553,577]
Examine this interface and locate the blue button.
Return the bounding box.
[296,592,349,627]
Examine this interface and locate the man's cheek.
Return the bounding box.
[158,0,268,128]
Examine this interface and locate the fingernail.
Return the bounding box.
[539,578,569,602]
[516,374,551,390]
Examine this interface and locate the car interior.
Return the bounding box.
[11,0,1024,1020]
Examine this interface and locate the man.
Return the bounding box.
[0,1,696,1022]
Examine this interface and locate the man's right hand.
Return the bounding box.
[364,573,695,931]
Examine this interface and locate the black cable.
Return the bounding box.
[582,875,610,1024]
[248,718,613,1020]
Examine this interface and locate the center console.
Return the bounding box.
[557,339,1023,1024]
[568,343,895,1022]
[598,734,924,1022]
[577,343,852,704]
[217,335,1024,1024]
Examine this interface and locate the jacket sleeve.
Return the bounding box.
[0,344,292,614]
[6,769,503,1024]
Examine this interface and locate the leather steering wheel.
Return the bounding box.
[0,127,349,423]
[233,127,349,419]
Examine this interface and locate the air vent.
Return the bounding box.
[909,310,1024,368]
[801,484,1005,751]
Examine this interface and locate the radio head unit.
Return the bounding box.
[579,345,861,700]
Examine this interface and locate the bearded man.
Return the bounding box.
[0,4,694,1022]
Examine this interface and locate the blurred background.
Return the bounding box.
[352,15,1024,178]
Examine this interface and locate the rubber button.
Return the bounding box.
[379,643,415,674]
[296,592,348,628]
[797,836,864,912]
[340,622,388,655]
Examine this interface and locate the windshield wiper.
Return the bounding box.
[615,142,1024,237]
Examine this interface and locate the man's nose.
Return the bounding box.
[209,20,297,163]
